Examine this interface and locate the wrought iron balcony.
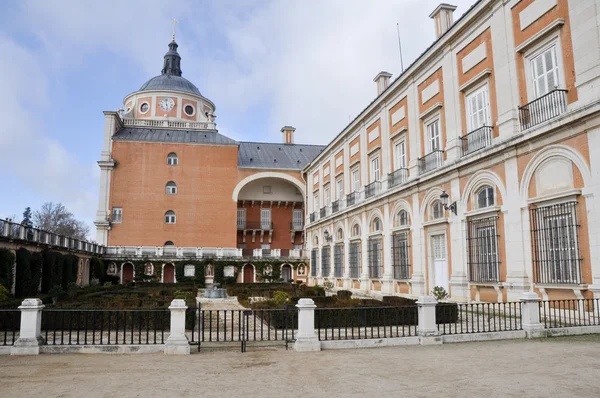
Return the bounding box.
[310,212,317,222]
[388,168,408,189]
[346,192,359,207]
[331,200,340,213]
[290,221,304,231]
[518,89,567,130]
[320,207,328,218]
[418,150,444,174]
[460,125,493,157]
[365,181,382,199]
[239,221,273,230]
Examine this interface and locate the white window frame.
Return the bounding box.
[313,193,319,212]
[260,208,271,229]
[293,210,303,229]
[465,83,491,132]
[524,36,564,102]
[112,207,122,223]
[352,167,360,192]
[165,211,176,224]
[426,118,441,153]
[237,208,246,229]
[336,178,343,201]
[394,139,406,170]
[431,200,444,220]
[370,156,380,183]
[324,185,331,206]
[167,153,178,166]
[476,185,495,209]
[166,181,177,195]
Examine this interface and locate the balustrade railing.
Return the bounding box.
[418,150,444,174]
[122,118,216,130]
[460,125,493,156]
[290,222,304,231]
[518,89,567,130]
[241,221,273,230]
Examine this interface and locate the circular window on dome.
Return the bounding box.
[184,104,195,116]
[139,102,150,114]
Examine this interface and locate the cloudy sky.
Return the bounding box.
[0,0,474,240]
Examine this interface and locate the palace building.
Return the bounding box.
[96,0,600,303]
[303,0,600,302]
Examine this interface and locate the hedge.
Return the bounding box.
[30,252,43,296]
[15,248,32,298]
[0,248,15,293]
[90,257,105,283]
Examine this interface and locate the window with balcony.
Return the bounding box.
[164,210,176,224]
[260,209,271,230]
[292,209,303,230]
[112,207,122,223]
[419,118,444,174]
[237,208,246,229]
[394,141,406,170]
[462,84,493,156]
[531,45,560,99]
[336,178,343,201]
[467,216,500,283]
[324,186,331,207]
[167,153,178,165]
[370,156,380,183]
[427,119,441,152]
[166,181,177,195]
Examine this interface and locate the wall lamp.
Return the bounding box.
[440,191,457,215]
[324,230,332,242]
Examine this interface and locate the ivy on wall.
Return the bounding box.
[0,248,15,292]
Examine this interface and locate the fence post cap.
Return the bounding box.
[18,298,45,309]
[520,292,541,302]
[169,299,188,309]
[296,298,316,308]
[416,295,437,305]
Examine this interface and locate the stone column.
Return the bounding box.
[360,213,370,291]
[294,298,321,352]
[417,296,442,345]
[164,299,190,355]
[11,298,45,355]
[342,218,351,289]
[520,292,546,339]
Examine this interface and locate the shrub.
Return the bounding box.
[432,286,449,301]
[272,291,290,306]
[103,282,113,288]
[0,285,8,302]
[0,248,15,293]
[15,248,32,298]
[49,285,65,299]
[322,281,334,292]
[337,290,352,300]
[90,257,106,283]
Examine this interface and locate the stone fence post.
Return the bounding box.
[164,299,190,355]
[294,298,321,352]
[417,296,442,345]
[11,298,45,355]
[520,292,546,338]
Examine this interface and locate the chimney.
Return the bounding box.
[374,71,392,95]
[281,126,296,144]
[429,3,457,39]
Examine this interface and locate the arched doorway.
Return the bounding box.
[163,264,175,283]
[243,264,254,283]
[281,264,292,282]
[122,263,134,284]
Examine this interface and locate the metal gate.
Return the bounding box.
[186,308,297,352]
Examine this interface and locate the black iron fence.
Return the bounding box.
[315,306,417,340]
[418,150,444,174]
[331,200,340,213]
[41,309,169,345]
[540,299,600,328]
[187,308,297,352]
[518,89,567,130]
[460,125,493,156]
[467,216,500,283]
[388,168,408,188]
[0,310,20,346]
[437,302,522,335]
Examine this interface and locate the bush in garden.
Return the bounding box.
[272,291,290,306]
[15,248,32,298]
[337,290,352,300]
[0,249,15,293]
[0,284,9,302]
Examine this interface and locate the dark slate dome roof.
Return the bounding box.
[139,74,201,95]
[138,40,201,96]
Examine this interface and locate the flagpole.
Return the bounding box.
[397,23,404,73]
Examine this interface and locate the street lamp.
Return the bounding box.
[440,191,457,215]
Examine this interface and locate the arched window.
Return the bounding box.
[431,200,444,220]
[313,235,319,246]
[477,185,495,208]
[395,209,409,227]
[164,241,174,246]
[352,223,361,237]
[166,181,177,195]
[336,228,343,241]
[165,211,176,224]
[167,153,178,165]
[371,217,382,233]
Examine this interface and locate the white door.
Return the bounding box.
[431,234,448,290]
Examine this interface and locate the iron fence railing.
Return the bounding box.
[460,125,493,156]
[349,242,361,279]
[388,168,408,189]
[436,302,522,335]
[41,309,169,345]
[315,306,417,341]
[467,216,500,283]
[320,207,327,218]
[518,89,568,130]
[0,310,20,346]
[331,200,340,214]
[310,212,317,223]
[418,150,444,174]
[346,192,359,207]
[540,299,600,328]
[365,181,382,199]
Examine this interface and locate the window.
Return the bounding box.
[466,84,491,132]
[371,217,381,233]
[392,231,410,279]
[336,228,343,241]
[334,244,344,277]
[263,186,272,194]
[431,200,444,220]
[395,209,409,227]
[368,237,383,278]
[293,209,303,229]
[352,168,360,192]
[166,181,177,195]
[164,241,174,246]
[324,186,330,206]
[370,157,380,183]
[112,207,122,223]
[139,102,149,114]
[261,209,271,229]
[321,246,331,276]
[427,119,441,152]
[167,153,178,165]
[184,105,195,116]
[336,178,343,200]
[165,210,176,224]
[531,45,560,98]
[467,216,499,282]
[476,185,495,209]
[313,193,319,211]
[184,265,195,277]
[310,249,318,277]
[530,202,581,284]
[352,224,361,237]
[349,241,361,278]
[394,141,406,170]
[237,208,246,229]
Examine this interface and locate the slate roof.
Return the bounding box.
[238,141,325,170]
[112,127,238,146]
[139,74,201,96]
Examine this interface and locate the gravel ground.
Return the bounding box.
[1,335,600,397]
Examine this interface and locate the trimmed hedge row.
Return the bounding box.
[0,248,15,292]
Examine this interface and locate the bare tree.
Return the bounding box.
[33,202,90,240]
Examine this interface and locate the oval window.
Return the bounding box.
[140,103,149,113]
[184,105,195,116]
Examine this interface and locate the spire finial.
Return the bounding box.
[172,19,177,41]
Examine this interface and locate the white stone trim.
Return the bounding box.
[368,127,380,143]
[515,18,564,53]
[231,172,306,202]
[519,0,557,31]
[421,80,440,104]
[462,42,487,73]
[390,125,408,140]
[391,106,406,126]
[419,102,443,120]
[460,170,507,211]
[350,143,359,156]
[459,68,492,92]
